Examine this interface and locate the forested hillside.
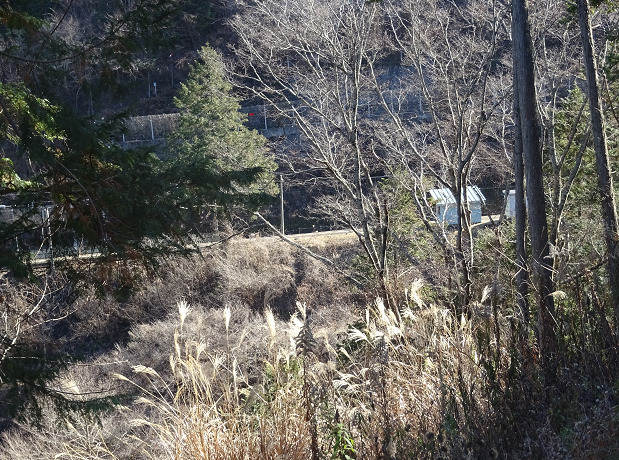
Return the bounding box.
[0,0,618,458]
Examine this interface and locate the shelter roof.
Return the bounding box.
[428,186,486,205]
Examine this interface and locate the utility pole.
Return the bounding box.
[280,174,285,235]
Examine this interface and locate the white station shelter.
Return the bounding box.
[428,186,486,225]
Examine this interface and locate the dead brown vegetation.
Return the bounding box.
[0,236,617,459]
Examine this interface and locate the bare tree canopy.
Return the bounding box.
[230,0,512,308]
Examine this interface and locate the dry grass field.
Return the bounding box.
[0,236,617,459]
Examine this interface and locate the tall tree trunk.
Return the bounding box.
[577,0,619,330]
[512,67,530,324]
[455,181,472,311]
[512,0,557,379]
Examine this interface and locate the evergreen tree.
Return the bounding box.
[165,44,277,224]
[577,0,619,331]
[512,0,557,380]
[0,6,275,424]
[0,9,275,278]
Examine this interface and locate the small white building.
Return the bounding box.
[504,189,516,218]
[429,186,486,225]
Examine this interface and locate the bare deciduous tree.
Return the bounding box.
[378,0,512,308]
[231,0,513,309]
[231,0,398,305]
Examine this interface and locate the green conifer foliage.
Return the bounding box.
[0,8,275,423]
[167,45,277,206]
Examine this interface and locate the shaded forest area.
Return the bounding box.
[0,0,618,458]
